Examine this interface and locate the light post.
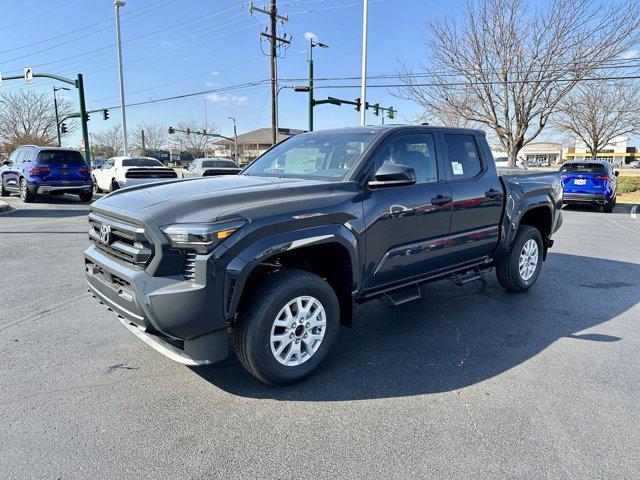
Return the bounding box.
[114,0,128,156]
[53,86,70,146]
[360,0,368,126]
[308,39,328,132]
[228,116,239,163]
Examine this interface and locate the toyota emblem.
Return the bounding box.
[99,224,112,244]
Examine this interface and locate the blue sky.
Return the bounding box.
[0,0,465,145]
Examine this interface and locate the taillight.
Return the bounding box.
[78,167,91,173]
[594,175,611,180]
[561,174,568,179]
[27,166,51,174]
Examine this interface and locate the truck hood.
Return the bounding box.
[94,174,336,225]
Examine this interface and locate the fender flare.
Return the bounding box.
[224,224,360,320]
[496,194,554,259]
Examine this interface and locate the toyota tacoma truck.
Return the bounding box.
[84,125,563,385]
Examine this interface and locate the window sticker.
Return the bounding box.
[452,161,464,175]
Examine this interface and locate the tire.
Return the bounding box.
[92,177,101,193]
[602,196,615,213]
[79,191,93,202]
[110,178,119,192]
[0,179,9,197]
[495,225,543,292]
[19,178,35,203]
[234,269,340,385]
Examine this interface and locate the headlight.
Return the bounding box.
[161,219,245,253]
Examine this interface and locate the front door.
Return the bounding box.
[362,131,453,290]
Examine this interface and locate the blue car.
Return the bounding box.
[0,146,93,203]
[560,161,618,213]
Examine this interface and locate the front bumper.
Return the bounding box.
[84,244,228,365]
[563,192,609,204]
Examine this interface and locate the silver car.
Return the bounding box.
[182,157,241,178]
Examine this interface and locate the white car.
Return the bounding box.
[494,156,527,170]
[92,156,178,193]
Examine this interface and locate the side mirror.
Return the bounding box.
[2,160,11,166]
[614,171,619,177]
[368,163,417,187]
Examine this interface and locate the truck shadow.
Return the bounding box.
[193,252,639,400]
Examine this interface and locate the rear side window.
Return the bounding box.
[37,150,86,165]
[560,163,606,174]
[443,134,482,180]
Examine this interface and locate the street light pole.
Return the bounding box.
[53,86,71,147]
[360,0,368,126]
[228,116,239,163]
[307,39,328,132]
[114,0,128,156]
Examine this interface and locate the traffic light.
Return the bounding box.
[373,103,380,116]
[387,107,396,119]
[168,126,175,134]
[84,112,90,121]
[186,128,191,135]
[102,109,109,120]
[60,123,68,134]
[355,98,361,112]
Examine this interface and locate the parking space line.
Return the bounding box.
[632,205,638,219]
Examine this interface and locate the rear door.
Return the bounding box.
[2,148,22,190]
[441,132,503,264]
[362,130,453,290]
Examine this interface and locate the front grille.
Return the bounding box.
[125,169,177,179]
[86,260,132,288]
[89,212,153,268]
[182,253,197,280]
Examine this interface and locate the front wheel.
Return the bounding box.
[92,177,101,193]
[234,269,340,385]
[0,179,9,197]
[495,225,543,292]
[79,191,93,202]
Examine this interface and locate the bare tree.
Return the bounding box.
[554,80,640,161]
[398,0,640,166]
[0,90,74,153]
[170,121,219,158]
[92,126,125,158]
[130,122,168,155]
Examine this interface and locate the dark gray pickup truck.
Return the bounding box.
[84,125,563,385]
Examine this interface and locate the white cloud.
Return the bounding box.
[304,32,317,41]
[205,93,248,105]
[212,70,221,76]
[205,81,215,87]
[620,49,639,59]
[184,57,190,61]
[160,40,174,48]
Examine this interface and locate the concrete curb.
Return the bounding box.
[0,200,11,214]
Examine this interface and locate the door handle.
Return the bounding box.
[431,194,452,206]
[485,189,502,199]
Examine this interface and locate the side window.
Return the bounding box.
[23,149,33,163]
[443,134,482,180]
[17,150,28,164]
[103,160,113,169]
[9,149,21,163]
[373,133,438,184]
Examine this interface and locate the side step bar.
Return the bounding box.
[449,266,487,286]
[381,285,422,307]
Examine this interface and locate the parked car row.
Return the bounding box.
[0,144,242,203]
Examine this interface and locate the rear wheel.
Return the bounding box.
[92,176,101,193]
[19,178,35,203]
[496,225,543,292]
[110,178,119,192]
[79,191,93,202]
[234,269,340,385]
[602,196,615,213]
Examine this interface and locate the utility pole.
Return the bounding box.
[250,0,290,145]
[114,1,128,156]
[360,0,369,126]
[52,86,64,146]
[228,116,239,163]
[141,129,146,153]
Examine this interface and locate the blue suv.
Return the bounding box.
[0,146,93,203]
[560,161,618,213]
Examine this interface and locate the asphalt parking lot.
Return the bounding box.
[1,194,639,479]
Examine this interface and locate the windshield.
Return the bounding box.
[122,158,164,167]
[202,159,237,168]
[37,150,86,165]
[243,131,377,180]
[560,163,606,174]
